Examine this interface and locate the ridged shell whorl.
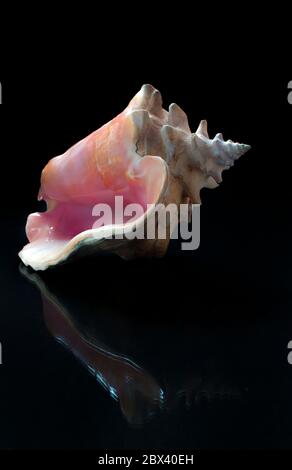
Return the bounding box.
[125,84,251,202]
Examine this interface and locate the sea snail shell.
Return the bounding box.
[19,84,251,271]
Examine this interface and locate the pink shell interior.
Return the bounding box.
[26,113,166,244]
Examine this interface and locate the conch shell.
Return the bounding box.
[19,84,250,270]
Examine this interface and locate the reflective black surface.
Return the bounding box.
[1,201,292,449]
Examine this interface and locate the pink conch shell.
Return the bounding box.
[19,84,251,270]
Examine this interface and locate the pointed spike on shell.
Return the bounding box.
[161,124,182,162]
[238,143,251,154]
[192,131,251,185]
[215,132,224,141]
[149,89,164,119]
[141,83,156,94]
[226,141,251,161]
[168,103,191,133]
[196,120,209,138]
[128,84,156,110]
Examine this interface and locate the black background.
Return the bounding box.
[0,17,292,451]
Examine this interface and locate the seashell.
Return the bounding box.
[19,84,251,270]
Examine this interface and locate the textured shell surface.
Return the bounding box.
[19,84,251,271]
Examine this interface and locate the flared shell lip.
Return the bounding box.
[19,157,169,271]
